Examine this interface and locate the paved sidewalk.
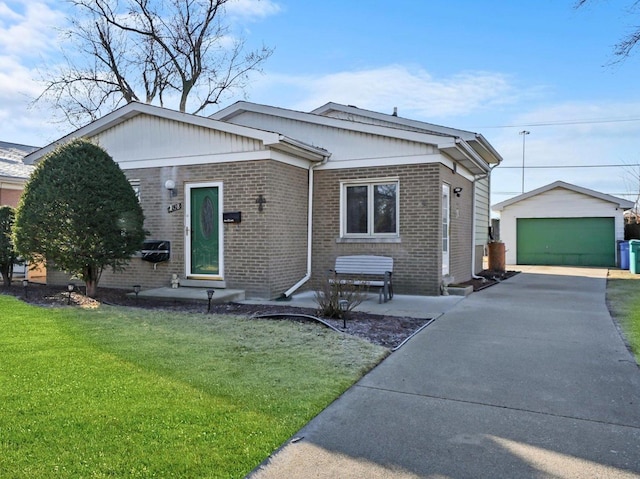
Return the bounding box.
[249,267,640,478]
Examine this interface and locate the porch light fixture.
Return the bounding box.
[453,187,463,197]
[339,299,349,329]
[206,289,215,313]
[164,179,177,197]
[67,283,75,305]
[133,284,141,301]
[22,279,28,298]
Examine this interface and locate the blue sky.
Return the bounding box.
[2,0,640,205]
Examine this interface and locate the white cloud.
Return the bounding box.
[251,65,518,119]
[225,0,282,20]
[0,2,67,145]
[0,1,66,58]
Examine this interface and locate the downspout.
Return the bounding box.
[281,155,329,299]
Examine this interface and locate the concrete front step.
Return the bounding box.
[130,287,245,303]
[179,279,227,288]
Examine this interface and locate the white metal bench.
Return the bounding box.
[330,255,394,303]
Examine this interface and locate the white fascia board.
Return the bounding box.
[213,101,449,146]
[0,177,27,188]
[492,180,635,211]
[117,148,312,171]
[312,102,470,136]
[474,134,503,165]
[438,139,490,175]
[267,135,330,162]
[24,102,286,165]
[318,153,475,181]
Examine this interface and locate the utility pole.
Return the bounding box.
[520,130,530,194]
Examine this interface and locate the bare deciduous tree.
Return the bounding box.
[37,0,273,126]
[575,0,640,62]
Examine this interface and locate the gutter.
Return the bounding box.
[282,153,330,298]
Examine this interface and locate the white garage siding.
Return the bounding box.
[497,187,627,265]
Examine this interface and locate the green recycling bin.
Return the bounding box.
[630,240,640,274]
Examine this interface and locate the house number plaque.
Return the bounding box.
[167,202,182,213]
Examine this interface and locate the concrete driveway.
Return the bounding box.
[249,267,640,478]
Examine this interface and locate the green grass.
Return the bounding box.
[0,295,388,478]
[606,269,640,364]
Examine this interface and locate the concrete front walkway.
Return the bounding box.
[250,267,640,478]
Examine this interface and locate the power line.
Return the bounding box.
[477,117,640,129]
[497,163,640,169]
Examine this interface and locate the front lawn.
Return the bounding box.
[606,269,640,364]
[0,295,387,478]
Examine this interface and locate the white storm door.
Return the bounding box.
[442,183,450,276]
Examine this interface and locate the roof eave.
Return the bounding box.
[439,139,491,175]
[492,180,635,211]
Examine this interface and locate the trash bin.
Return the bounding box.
[618,240,630,270]
[488,241,506,273]
[629,240,640,274]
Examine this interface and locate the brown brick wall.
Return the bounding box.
[0,187,22,207]
[311,164,473,295]
[98,160,308,299]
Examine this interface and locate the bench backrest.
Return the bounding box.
[334,255,393,276]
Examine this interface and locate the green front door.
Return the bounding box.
[188,185,221,277]
[517,217,615,266]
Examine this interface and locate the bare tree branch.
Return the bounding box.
[576,1,640,62]
[35,0,273,125]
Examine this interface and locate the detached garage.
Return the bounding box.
[492,181,633,267]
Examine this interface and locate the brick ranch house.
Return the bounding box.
[24,101,502,298]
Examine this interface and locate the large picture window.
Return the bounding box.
[342,179,399,237]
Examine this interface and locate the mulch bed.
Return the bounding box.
[2,270,518,349]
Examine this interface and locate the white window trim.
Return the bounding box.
[129,179,141,202]
[340,177,400,238]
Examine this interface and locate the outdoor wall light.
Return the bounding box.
[67,283,75,305]
[339,299,349,329]
[22,279,28,298]
[453,187,463,197]
[164,179,177,197]
[206,289,215,313]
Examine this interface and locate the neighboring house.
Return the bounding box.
[0,141,38,281]
[492,181,633,267]
[0,141,37,207]
[24,101,502,298]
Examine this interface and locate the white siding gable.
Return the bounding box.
[220,111,443,169]
[92,113,266,168]
[499,187,626,264]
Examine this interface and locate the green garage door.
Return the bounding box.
[517,217,615,266]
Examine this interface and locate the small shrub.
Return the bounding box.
[315,272,365,318]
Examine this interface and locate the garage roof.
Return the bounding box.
[492,180,634,211]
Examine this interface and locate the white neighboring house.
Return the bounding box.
[492,181,633,267]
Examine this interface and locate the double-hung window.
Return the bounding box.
[342,179,399,237]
